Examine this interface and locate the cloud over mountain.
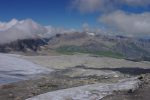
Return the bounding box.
[100,11,150,35]
[0,19,79,44]
[71,0,150,13]
[70,0,150,36]
[45,26,76,35]
[0,19,49,44]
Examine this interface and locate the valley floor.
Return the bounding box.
[0,54,150,100]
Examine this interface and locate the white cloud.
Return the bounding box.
[122,0,150,6]
[46,26,76,35]
[99,11,150,35]
[0,19,18,31]
[71,0,102,13]
[0,19,79,44]
[71,0,150,13]
[82,23,90,32]
[0,19,48,44]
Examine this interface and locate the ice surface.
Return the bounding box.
[26,77,141,100]
[0,53,52,84]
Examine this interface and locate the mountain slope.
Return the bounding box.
[0,38,48,53]
[0,19,50,53]
[48,32,150,61]
[0,21,150,61]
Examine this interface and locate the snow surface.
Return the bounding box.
[0,53,52,84]
[26,77,141,100]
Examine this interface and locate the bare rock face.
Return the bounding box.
[0,38,48,53]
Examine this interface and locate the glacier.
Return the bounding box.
[0,53,52,85]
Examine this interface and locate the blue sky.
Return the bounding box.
[0,0,150,35]
[0,0,100,29]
